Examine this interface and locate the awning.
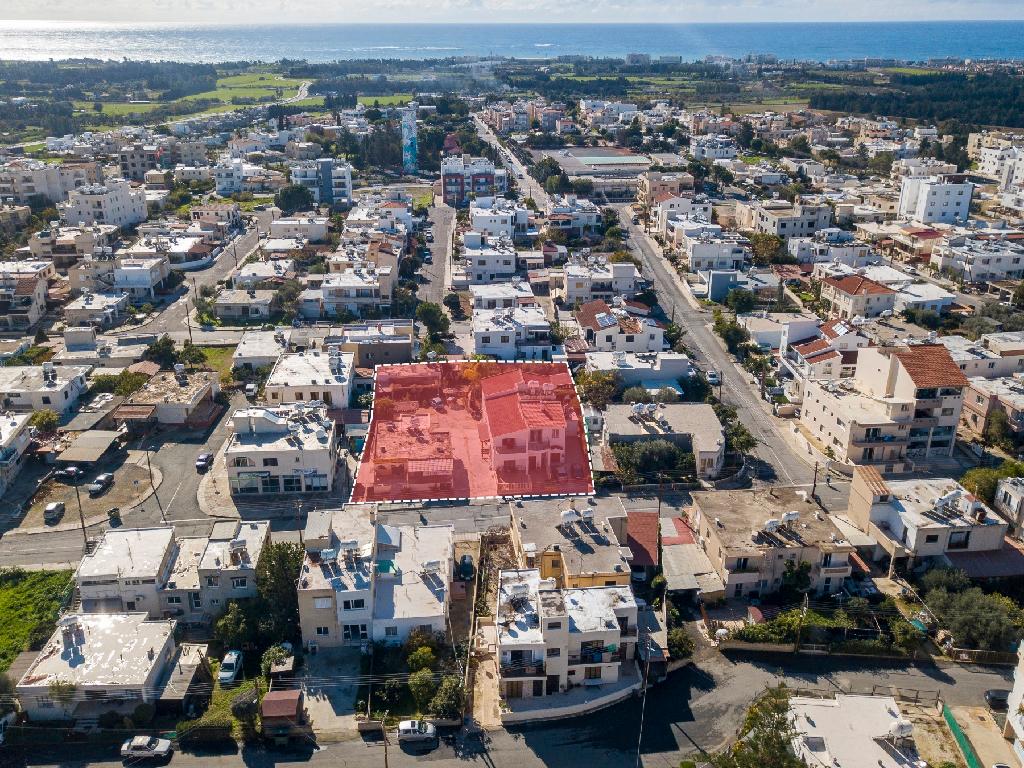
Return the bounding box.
[59,430,122,463]
[113,404,157,421]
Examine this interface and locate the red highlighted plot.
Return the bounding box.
[351,361,594,503]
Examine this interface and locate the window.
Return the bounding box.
[231,577,248,589]
[263,458,279,467]
[547,648,561,657]
[166,596,182,604]
[385,626,398,637]
[313,597,332,609]
[584,667,601,680]
[42,396,51,405]
[282,475,301,493]
[925,534,939,543]
[547,621,562,630]
[342,599,365,611]
[316,626,330,636]
[206,576,218,587]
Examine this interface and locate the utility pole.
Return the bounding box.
[811,461,819,499]
[146,447,165,523]
[73,479,87,549]
[635,637,652,768]
[794,593,809,650]
[381,710,390,768]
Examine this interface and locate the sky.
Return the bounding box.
[3,0,1024,23]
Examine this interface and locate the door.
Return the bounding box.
[546,675,559,695]
[506,680,523,699]
[532,680,544,697]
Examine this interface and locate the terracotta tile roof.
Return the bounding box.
[819,319,854,339]
[821,275,895,296]
[574,299,614,333]
[653,191,680,204]
[793,338,831,357]
[804,349,840,364]
[627,511,659,568]
[855,465,890,498]
[13,277,36,296]
[891,344,969,388]
[661,517,695,546]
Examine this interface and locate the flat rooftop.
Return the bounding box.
[232,329,289,361]
[129,370,214,405]
[603,403,724,455]
[77,527,173,581]
[199,520,269,573]
[790,694,919,768]
[512,497,631,577]
[496,569,545,646]
[18,613,174,690]
[373,524,453,623]
[692,486,852,552]
[882,476,1004,530]
[300,506,375,594]
[266,350,353,388]
[563,586,635,634]
[0,364,89,393]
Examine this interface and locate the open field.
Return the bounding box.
[0,568,73,672]
[357,93,413,106]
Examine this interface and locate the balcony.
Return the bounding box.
[569,651,611,666]
[500,662,545,678]
[619,625,638,638]
[850,434,906,446]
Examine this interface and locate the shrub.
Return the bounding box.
[131,702,155,726]
[403,628,437,657]
[407,646,436,672]
[429,675,464,719]
[667,628,694,660]
[98,710,124,729]
[408,669,437,712]
[376,678,405,709]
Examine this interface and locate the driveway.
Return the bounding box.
[302,646,362,741]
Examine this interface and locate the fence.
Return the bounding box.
[944,646,1019,666]
[943,703,984,768]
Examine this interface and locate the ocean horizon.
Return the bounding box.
[1,20,1024,63]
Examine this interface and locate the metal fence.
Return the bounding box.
[943,703,984,768]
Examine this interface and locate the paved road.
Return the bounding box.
[473,115,548,207]
[419,205,455,304]
[11,653,1011,768]
[616,208,850,510]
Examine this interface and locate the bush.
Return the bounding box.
[376,678,405,710]
[667,628,694,660]
[98,710,124,729]
[403,628,438,657]
[408,669,437,712]
[131,702,155,726]
[622,385,652,404]
[429,675,464,719]
[406,646,436,672]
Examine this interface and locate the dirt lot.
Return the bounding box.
[901,703,966,768]
[450,536,481,646]
[25,459,154,528]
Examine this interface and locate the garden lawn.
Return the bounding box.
[197,345,237,377]
[0,569,73,672]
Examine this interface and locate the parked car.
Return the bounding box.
[706,370,721,386]
[87,473,114,496]
[425,232,434,242]
[120,735,173,760]
[195,453,213,472]
[244,383,257,398]
[218,650,243,686]
[43,502,65,524]
[397,719,437,745]
[57,466,82,481]
[985,689,1010,711]
[459,554,475,581]
[423,253,433,264]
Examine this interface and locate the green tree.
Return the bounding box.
[654,387,680,404]
[726,421,757,454]
[406,646,436,672]
[255,542,304,644]
[416,301,450,338]
[429,675,465,719]
[28,409,59,435]
[143,335,178,368]
[709,686,803,768]
[927,587,1018,651]
[273,184,315,215]
[178,341,207,369]
[747,233,783,266]
[408,668,437,713]
[33,327,48,344]
[442,292,463,319]
[575,369,619,409]
[622,386,652,404]
[667,628,695,660]
[261,645,289,677]
[984,409,1015,451]
[47,679,77,711]
[214,601,255,650]
[725,288,757,314]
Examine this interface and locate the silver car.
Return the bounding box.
[120,735,173,759]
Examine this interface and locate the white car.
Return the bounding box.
[706,370,721,386]
[397,719,437,745]
[120,735,173,759]
[218,650,242,685]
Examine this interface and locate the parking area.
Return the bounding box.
[950,705,1018,768]
[24,453,156,529]
[301,646,362,740]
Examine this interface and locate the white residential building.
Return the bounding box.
[462,231,517,284]
[473,306,557,361]
[16,613,177,722]
[929,234,1024,283]
[61,180,148,229]
[574,300,664,353]
[232,329,290,371]
[470,281,536,310]
[226,404,341,495]
[28,223,120,271]
[64,290,131,328]
[0,412,32,497]
[671,218,750,272]
[652,195,713,235]
[470,196,530,239]
[995,476,1024,537]
[560,258,641,305]
[787,229,873,265]
[495,570,638,701]
[317,265,394,318]
[545,195,601,237]
[112,256,171,299]
[0,363,89,415]
[264,350,354,408]
[0,158,102,204]
[690,134,738,160]
[735,199,833,240]
[76,527,177,615]
[269,215,329,243]
[897,174,973,225]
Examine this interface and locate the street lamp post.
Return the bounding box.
[72,479,87,549]
[146,446,166,523]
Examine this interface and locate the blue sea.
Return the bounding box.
[1,20,1024,63]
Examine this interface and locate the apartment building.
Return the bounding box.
[28,223,120,271]
[544,195,601,237]
[671,218,750,272]
[119,143,160,181]
[690,487,853,599]
[269,215,328,243]
[0,412,33,497]
[462,231,517,284]
[848,466,1007,570]
[929,234,1024,283]
[64,290,130,328]
[473,306,556,360]
[190,202,242,231]
[495,570,638,701]
[897,174,973,225]
[471,281,536,310]
[636,170,695,210]
[289,158,353,206]
[113,256,171,299]
[892,157,959,179]
[264,349,354,408]
[787,229,873,265]
[995,476,1024,536]
[735,199,833,240]
[574,299,664,353]
[226,404,341,495]
[76,527,177,615]
[0,276,46,331]
[316,265,394,318]
[440,154,506,207]
[0,363,89,415]
[938,333,1024,379]
[819,275,897,319]
[297,506,455,648]
[690,135,738,160]
[61,180,147,229]
[0,158,103,204]
[470,196,530,240]
[799,344,967,465]
[559,258,641,305]
[960,376,1024,442]
[653,195,713,235]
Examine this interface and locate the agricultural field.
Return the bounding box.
[357,93,413,106]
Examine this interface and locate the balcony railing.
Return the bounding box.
[619,625,638,638]
[500,662,545,678]
[569,651,611,666]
